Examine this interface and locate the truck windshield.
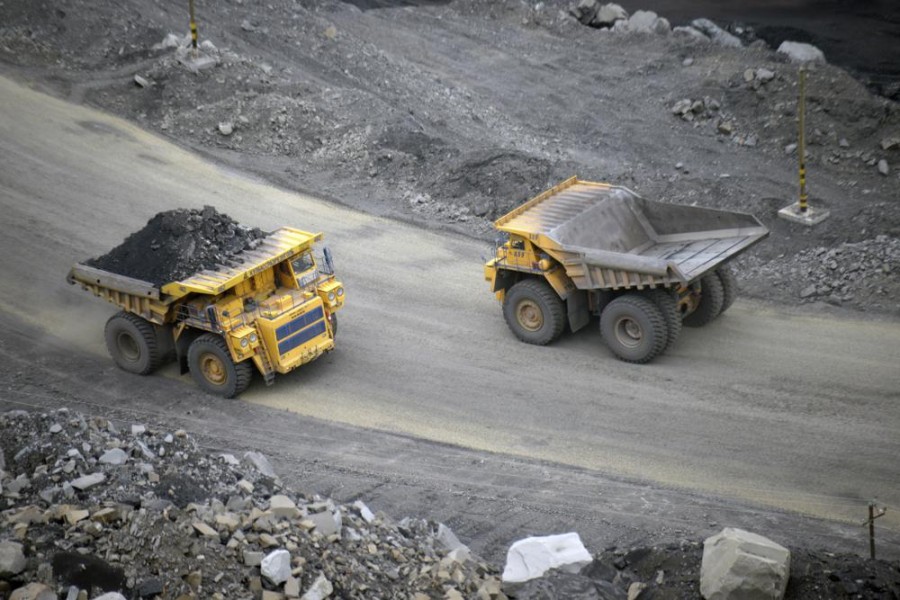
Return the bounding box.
[291,253,317,289]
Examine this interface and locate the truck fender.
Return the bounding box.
[567,289,590,333]
[156,324,176,363]
[491,267,518,294]
[174,327,202,375]
[543,267,577,300]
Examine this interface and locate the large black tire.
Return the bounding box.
[187,334,253,398]
[329,313,338,338]
[104,311,163,375]
[648,288,682,352]
[599,294,668,364]
[716,266,738,314]
[502,279,566,345]
[683,273,725,327]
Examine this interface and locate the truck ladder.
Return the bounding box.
[254,336,277,386]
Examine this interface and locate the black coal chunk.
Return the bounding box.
[87,206,268,286]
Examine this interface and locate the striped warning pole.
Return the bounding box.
[189,0,198,50]
[798,68,807,213]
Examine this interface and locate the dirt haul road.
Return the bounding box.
[1,75,899,557]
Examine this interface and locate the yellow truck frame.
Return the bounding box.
[485,177,768,363]
[68,227,344,397]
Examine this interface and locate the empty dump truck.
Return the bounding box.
[484,177,768,363]
[68,227,344,397]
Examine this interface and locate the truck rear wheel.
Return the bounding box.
[503,279,566,345]
[716,266,737,314]
[104,312,163,375]
[683,273,725,327]
[188,334,253,398]
[648,288,682,351]
[600,294,667,364]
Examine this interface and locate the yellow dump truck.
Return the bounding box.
[68,227,344,397]
[484,177,768,363]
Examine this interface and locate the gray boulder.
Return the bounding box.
[0,540,26,578]
[627,10,659,33]
[673,26,710,43]
[99,448,128,465]
[654,17,671,35]
[777,41,825,64]
[70,472,106,490]
[595,3,628,27]
[300,573,334,600]
[242,451,276,478]
[308,509,342,537]
[570,0,600,25]
[700,528,790,600]
[691,18,742,48]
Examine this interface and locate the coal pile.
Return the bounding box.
[86,206,267,287]
[0,409,502,599]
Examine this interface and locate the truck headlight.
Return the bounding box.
[240,338,249,348]
[336,287,344,297]
[249,333,258,343]
[327,291,336,302]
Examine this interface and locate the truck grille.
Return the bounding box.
[276,306,326,355]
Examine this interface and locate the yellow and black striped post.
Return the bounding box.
[798,68,807,213]
[189,0,198,50]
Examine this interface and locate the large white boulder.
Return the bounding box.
[0,540,26,578]
[701,528,791,600]
[261,549,292,585]
[777,41,826,64]
[502,533,592,587]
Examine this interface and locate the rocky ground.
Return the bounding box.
[87,207,267,286]
[2,409,899,600]
[1,0,898,315]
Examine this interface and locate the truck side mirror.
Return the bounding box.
[323,247,335,274]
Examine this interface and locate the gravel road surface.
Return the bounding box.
[1,74,898,560]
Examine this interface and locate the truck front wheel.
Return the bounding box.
[104,312,163,375]
[600,294,668,364]
[188,334,253,398]
[503,279,566,345]
[328,313,338,338]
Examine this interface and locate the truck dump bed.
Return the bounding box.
[495,177,768,290]
[67,227,320,323]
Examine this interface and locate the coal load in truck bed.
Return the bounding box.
[87,206,268,287]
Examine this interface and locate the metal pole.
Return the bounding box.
[869,502,876,560]
[798,69,807,213]
[189,0,198,50]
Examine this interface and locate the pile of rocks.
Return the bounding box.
[86,206,268,287]
[670,97,722,123]
[3,409,900,599]
[568,2,670,34]
[738,235,900,311]
[567,3,831,61]
[0,409,501,599]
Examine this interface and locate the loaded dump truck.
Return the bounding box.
[484,177,768,363]
[68,227,344,397]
